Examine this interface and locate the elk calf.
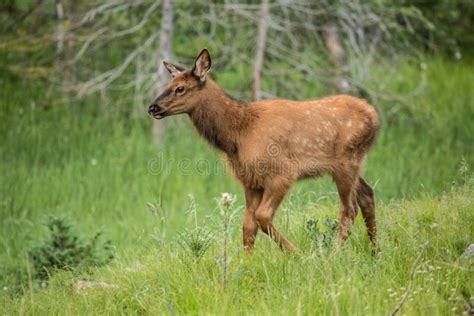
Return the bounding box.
[149,49,379,252]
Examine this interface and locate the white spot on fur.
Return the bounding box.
[346,120,352,127]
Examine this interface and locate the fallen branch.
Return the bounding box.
[389,242,429,316]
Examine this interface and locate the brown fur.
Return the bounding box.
[149,49,379,252]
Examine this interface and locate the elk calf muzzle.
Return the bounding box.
[148,104,161,116]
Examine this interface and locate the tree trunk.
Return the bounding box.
[65,0,76,90]
[54,0,67,92]
[153,0,174,139]
[323,24,350,93]
[33,0,42,27]
[251,0,270,101]
[55,0,75,96]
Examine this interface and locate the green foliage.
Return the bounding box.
[28,216,113,280]
[175,195,214,261]
[305,217,339,251]
[1,0,471,101]
[176,227,213,261]
[459,156,472,186]
[412,0,474,52]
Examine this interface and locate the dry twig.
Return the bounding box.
[389,242,429,316]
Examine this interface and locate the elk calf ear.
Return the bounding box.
[163,61,184,77]
[192,49,211,82]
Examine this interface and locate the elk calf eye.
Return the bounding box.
[176,86,185,93]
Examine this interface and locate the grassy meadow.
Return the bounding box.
[0,56,473,314]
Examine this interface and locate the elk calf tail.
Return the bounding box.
[356,177,376,244]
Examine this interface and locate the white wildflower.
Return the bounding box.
[221,192,234,206]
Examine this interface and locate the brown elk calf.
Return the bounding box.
[149,49,379,252]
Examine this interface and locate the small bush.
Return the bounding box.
[305,217,339,251]
[176,227,213,260]
[28,216,114,280]
[176,195,215,261]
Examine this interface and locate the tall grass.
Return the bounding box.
[2,186,473,314]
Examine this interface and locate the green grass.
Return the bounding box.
[0,56,473,314]
[1,186,473,315]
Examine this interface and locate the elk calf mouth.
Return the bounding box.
[148,104,159,115]
[148,104,168,119]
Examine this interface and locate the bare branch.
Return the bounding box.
[389,242,429,316]
[77,32,159,96]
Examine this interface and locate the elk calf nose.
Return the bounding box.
[148,104,160,115]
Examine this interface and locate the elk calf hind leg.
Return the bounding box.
[356,177,376,244]
[333,169,359,243]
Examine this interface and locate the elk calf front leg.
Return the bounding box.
[243,188,263,252]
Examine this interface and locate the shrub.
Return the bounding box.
[176,226,213,261]
[305,217,339,251]
[176,195,216,261]
[28,216,114,280]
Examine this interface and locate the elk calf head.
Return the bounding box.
[148,49,211,119]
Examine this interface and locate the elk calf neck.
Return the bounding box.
[149,49,379,252]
